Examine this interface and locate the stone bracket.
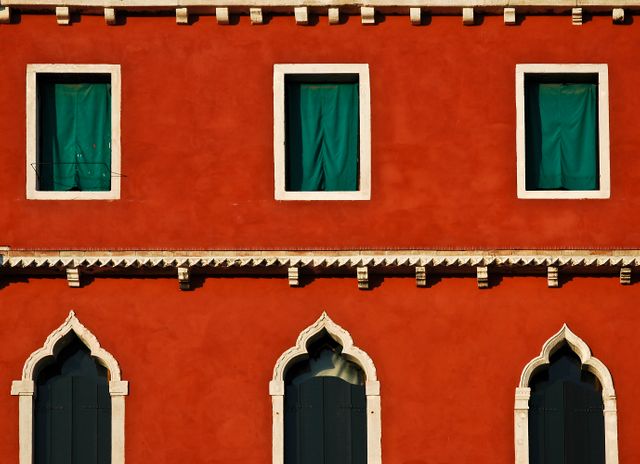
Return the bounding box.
[620,267,632,285]
[361,7,375,24]
[410,7,421,25]
[66,267,81,288]
[104,7,117,24]
[612,7,624,23]
[328,7,340,24]
[572,7,582,25]
[216,7,230,24]
[294,6,308,24]
[462,7,474,25]
[547,266,559,288]
[177,266,190,290]
[416,266,427,287]
[176,7,189,24]
[56,6,70,25]
[477,265,489,289]
[288,266,299,287]
[504,7,516,25]
[357,266,369,290]
[0,6,12,23]
[250,7,263,24]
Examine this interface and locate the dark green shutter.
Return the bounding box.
[525,82,598,191]
[35,337,111,464]
[286,82,359,192]
[39,81,112,192]
[285,376,366,464]
[529,378,605,464]
[564,382,605,464]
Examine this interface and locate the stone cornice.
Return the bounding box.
[0,1,633,25]
[2,249,640,269]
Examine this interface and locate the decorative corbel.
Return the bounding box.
[288,267,299,287]
[620,267,632,285]
[328,7,340,25]
[357,266,369,290]
[410,7,421,25]
[0,6,11,24]
[477,266,489,289]
[250,7,263,24]
[177,266,190,290]
[361,7,375,25]
[104,7,117,25]
[66,267,81,288]
[416,266,427,287]
[294,7,309,25]
[547,266,559,288]
[572,8,583,25]
[216,7,230,24]
[503,7,516,25]
[176,7,189,24]
[612,8,624,23]
[462,7,474,25]
[56,6,71,25]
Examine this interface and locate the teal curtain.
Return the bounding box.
[525,83,598,190]
[286,82,359,191]
[39,82,112,191]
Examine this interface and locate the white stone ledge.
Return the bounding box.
[2,249,640,271]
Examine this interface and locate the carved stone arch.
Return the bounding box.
[514,324,618,464]
[269,312,381,464]
[11,311,129,464]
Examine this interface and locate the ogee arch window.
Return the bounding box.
[528,344,605,464]
[35,333,111,463]
[284,331,367,464]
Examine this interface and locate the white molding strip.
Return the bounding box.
[11,311,129,464]
[2,249,640,270]
[269,312,381,464]
[515,325,618,464]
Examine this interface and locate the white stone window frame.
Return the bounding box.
[11,311,129,464]
[26,64,122,200]
[516,63,610,199]
[269,312,381,464]
[273,63,371,201]
[514,324,618,464]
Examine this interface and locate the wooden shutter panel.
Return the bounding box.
[49,376,73,464]
[299,378,325,464]
[97,381,112,464]
[564,382,605,464]
[350,383,367,464]
[285,377,366,464]
[73,377,99,462]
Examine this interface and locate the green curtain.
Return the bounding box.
[525,82,598,190]
[39,82,112,191]
[286,82,359,191]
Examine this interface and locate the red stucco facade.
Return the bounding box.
[0,10,638,464]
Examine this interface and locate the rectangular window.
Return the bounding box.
[274,64,371,200]
[516,64,610,199]
[27,64,121,200]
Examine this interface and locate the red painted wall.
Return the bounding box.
[0,276,638,463]
[0,14,639,249]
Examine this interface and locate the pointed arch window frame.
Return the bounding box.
[514,324,618,464]
[269,312,381,464]
[11,311,129,464]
